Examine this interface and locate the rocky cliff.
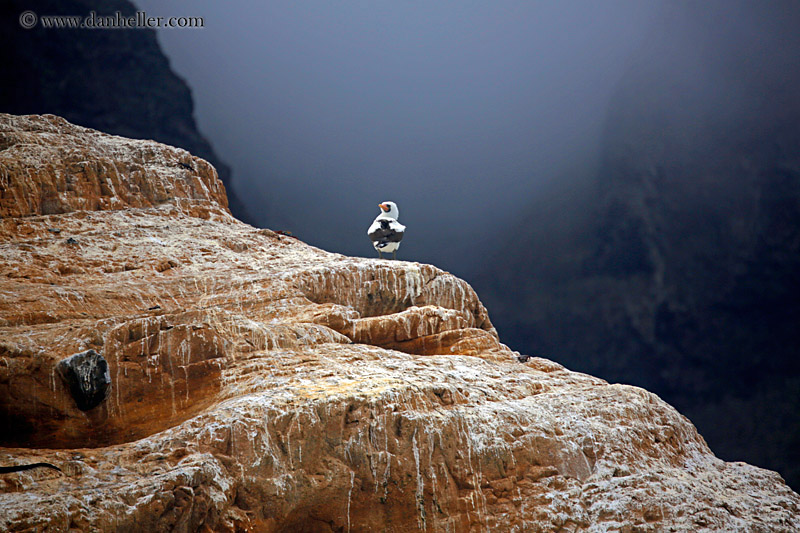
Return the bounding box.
[1,114,798,532]
[0,0,251,223]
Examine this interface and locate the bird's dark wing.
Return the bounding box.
[368,219,405,243]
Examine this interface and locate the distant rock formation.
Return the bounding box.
[0,0,252,223]
[476,0,800,490]
[1,113,798,531]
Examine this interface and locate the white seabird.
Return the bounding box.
[367,201,406,259]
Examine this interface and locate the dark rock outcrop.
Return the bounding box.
[476,0,800,489]
[56,349,111,411]
[0,0,252,222]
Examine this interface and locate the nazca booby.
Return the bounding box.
[367,201,405,259]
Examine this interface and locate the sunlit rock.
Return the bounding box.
[0,114,798,531]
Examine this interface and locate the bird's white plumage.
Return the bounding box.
[367,201,405,258]
[375,240,401,253]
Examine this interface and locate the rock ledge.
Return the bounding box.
[1,114,798,532]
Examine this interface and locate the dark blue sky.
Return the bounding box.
[135,0,661,275]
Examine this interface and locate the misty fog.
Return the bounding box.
[134,0,661,276]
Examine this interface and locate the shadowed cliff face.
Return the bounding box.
[1,114,799,531]
[475,0,800,489]
[0,0,252,223]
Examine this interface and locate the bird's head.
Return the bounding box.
[378,201,399,219]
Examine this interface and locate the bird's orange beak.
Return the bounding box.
[379,203,389,212]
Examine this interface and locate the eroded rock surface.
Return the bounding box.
[1,114,798,531]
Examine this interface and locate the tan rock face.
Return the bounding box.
[0,113,228,218]
[0,113,798,532]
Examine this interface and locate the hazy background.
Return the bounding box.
[134,0,660,274]
[4,0,799,490]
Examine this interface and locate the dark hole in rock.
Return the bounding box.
[57,349,111,411]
